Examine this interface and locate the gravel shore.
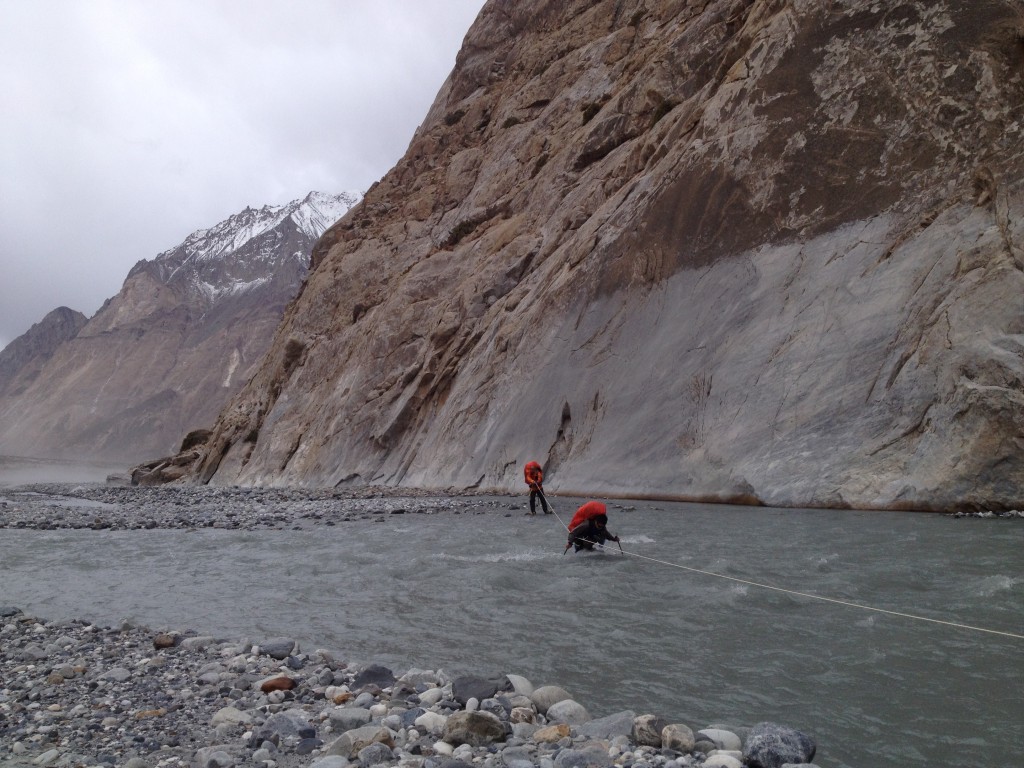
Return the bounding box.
[1,481,1016,532]
[0,484,512,532]
[0,606,820,768]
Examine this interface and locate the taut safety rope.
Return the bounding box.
[540,490,1024,641]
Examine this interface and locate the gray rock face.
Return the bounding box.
[0,307,87,398]
[191,0,1023,512]
[0,191,359,464]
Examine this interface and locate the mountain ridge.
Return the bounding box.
[0,190,361,462]
[0,307,88,399]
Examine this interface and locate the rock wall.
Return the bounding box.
[193,0,1024,511]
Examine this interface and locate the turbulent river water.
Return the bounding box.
[1,491,1021,768]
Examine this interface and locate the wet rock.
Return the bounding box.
[661,723,695,752]
[546,699,589,725]
[258,637,296,660]
[743,722,816,768]
[698,728,742,752]
[353,663,396,689]
[632,714,667,747]
[529,685,571,714]
[452,675,509,704]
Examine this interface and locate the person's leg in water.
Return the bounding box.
[529,490,538,515]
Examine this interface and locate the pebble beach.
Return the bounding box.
[0,482,824,768]
[0,604,822,768]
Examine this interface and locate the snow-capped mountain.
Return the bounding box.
[0,191,361,464]
[162,191,360,266]
[141,190,362,306]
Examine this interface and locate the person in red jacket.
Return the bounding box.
[566,500,619,552]
[523,460,551,515]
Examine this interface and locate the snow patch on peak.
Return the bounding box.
[157,191,362,268]
[291,190,362,238]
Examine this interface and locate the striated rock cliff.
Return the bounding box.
[193,0,1024,511]
[0,307,87,399]
[0,192,359,462]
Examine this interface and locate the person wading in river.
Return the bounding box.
[523,460,551,515]
[565,500,620,552]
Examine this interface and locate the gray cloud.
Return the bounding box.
[0,0,484,349]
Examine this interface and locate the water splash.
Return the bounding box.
[975,575,1019,596]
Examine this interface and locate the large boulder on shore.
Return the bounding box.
[661,723,696,753]
[546,699,590,725]
[529,685,572,714]
[742,722,816,768]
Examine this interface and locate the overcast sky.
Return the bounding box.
[0,0,485,350]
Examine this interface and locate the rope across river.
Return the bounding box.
[540,490,1024,642]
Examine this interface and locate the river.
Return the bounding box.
[0,479,1020,768]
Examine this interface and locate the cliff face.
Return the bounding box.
[0,192,359,462]
[194,0,1024,511]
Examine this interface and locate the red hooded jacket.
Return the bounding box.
[524,461,543,488]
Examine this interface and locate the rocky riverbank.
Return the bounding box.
[1,482,1018,533]
[0,484,514,531]
[0,607,821,768]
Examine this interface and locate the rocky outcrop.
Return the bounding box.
[129,428,212,486]
[0,307,87,398]
[0,192,359,463]
[192,0,1024,511]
